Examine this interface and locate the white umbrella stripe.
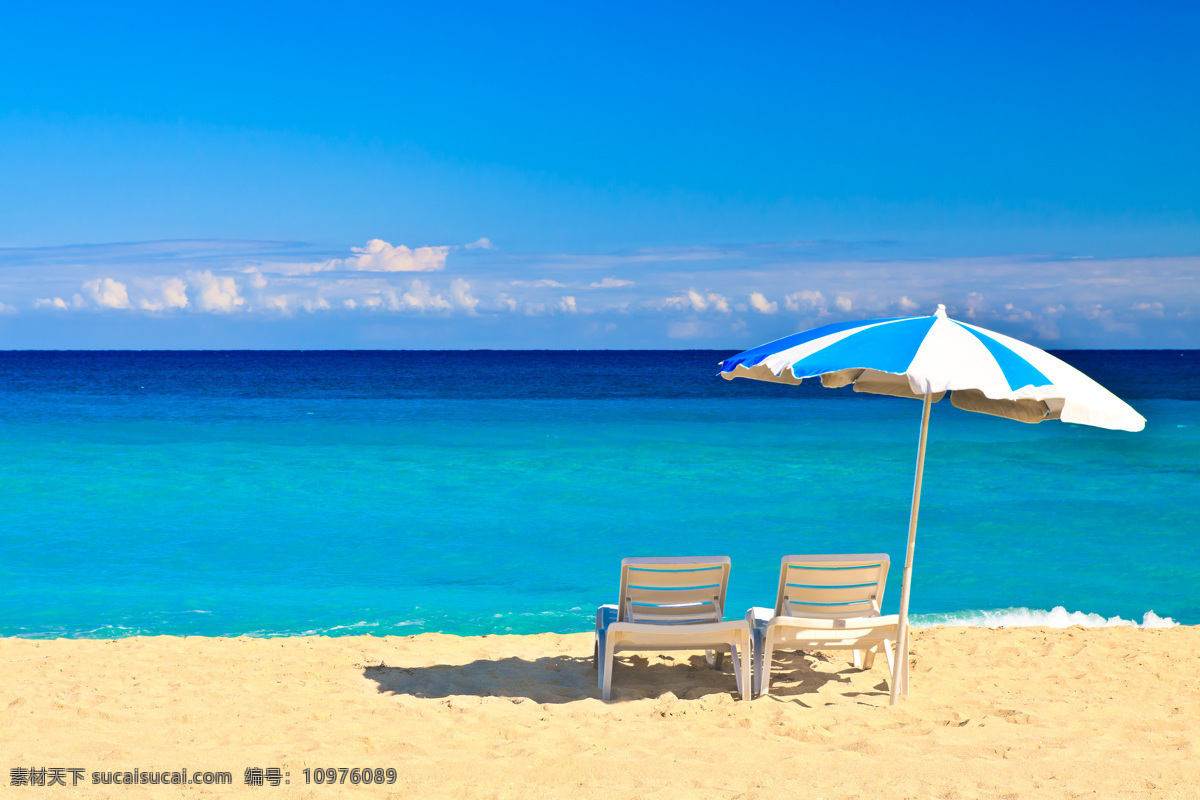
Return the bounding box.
[953,319,1143,430]
[906,317,1017,397]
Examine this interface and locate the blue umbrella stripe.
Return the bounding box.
[718,316,906,372]
[785,316,936,379]
[951,321,1052,392]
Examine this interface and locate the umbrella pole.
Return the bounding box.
[891,391,932,705]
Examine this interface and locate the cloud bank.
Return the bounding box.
[1,237,1197,348]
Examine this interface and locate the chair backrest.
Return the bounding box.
[774,554,890,619]
[617,556,730,625]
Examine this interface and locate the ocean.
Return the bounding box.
[0,350,1196,638]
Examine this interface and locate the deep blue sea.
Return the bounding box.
[0,350,1196,638]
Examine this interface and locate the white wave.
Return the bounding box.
[292,619,424,636]
[911,606,1178,629]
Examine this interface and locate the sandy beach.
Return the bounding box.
[1,626,1196,798]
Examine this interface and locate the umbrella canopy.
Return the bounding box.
[719,304,1145,703]
[720,304,1145,432]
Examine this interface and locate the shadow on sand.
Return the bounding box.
[364,651,885,704]
[759,651,892,705]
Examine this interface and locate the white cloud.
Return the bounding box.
[558,296,578,313]
[897,296,919,312]
[661,289,730,313]
[402,279,451,311]
[82,277,131,309]
[450,278,479,314]
[247,269,268,289]
[188,270,245,313]
[706,293,730,313]
[35,297,71,310]
[511,279,566,288]
[834,294,853,313]
[1033,318,1061,341]
[378,290,401,311]
[963,292,985,320]
[785,290,826,313]
[138,277,190,311]
[343,299,357,310]
[264,295,291,314]
[324,239,449,273]
[590,277,635,288]
[465,237,495,250]
[496,294,518,312]
[1001,302,1034,322]
[749,292,778,314]
[1132,301,1165,317]
[1084,303,1137,334]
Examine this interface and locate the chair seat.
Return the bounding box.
[606,619,752,651]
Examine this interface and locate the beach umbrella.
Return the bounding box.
[719,304,1145,704]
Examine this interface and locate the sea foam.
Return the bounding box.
[911,607,1178,629]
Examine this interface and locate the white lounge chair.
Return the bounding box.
[747,553,899,701]
[594,556,752,701]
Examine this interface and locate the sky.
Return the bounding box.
[1,1,1197,349]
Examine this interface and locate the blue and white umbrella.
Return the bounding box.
[719,304,1145,702]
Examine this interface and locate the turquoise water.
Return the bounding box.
[0,351,1196,637]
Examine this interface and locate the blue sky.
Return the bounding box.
[1,1,1197,348]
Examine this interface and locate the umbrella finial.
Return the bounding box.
[934,304,947,318]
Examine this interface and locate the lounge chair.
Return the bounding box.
[594,556,752,701]
[747,553,898,701]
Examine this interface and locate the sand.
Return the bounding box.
[1,626,1197,798]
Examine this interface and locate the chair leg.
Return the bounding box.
[881,639,895,677]
[739,640,752,701]
[853,649,862,669]
[705,649,725,670]
[750,626,764,698]
[862,645,877,670]
[594,628,607,689]
[759,635,774,697]
[601,636,618,701]
[730,645,743,698]
[596,645,604,692]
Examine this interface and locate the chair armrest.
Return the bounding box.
[595,604,619,633]
[746,606,774,630]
